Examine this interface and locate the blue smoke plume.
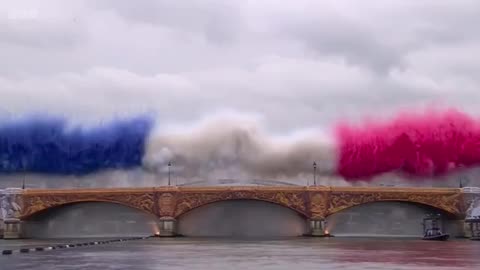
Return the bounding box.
[0,115,153,175]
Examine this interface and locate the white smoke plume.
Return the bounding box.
[143,113,338,185]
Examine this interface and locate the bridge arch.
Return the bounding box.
[326,199,461,218]
[173,190,308,218]
[21,192,156,220]
[21,199,157,220]
[22,200,159,238]
[324,200,461,237]
[175,198,308,219]
[176,199,309,237]
[325,190,463,218]
[326,199,458,218]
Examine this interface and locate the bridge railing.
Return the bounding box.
[462,187,480,193]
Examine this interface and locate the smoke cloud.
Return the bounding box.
[337,108,480,180]
[1,108,479,187]
[143,114,336,183]
[0,115,153,175]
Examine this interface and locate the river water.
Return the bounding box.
[1,237,479,270]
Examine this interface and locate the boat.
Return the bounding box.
[422,214,449,241]
[151,232,184,238]
[422,233,450,241]
[423,234,449,241]
[422,228,449,241]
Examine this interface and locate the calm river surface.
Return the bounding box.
[1,237,479,270]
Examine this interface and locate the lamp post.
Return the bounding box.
[313,161,317,186]
[459,165,466,188]
[21,157,26,190]
[168,161,172,186]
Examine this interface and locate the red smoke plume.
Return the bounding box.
[336,109,480,180]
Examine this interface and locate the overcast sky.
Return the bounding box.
[1,0,479,133]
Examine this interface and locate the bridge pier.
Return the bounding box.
[157,217,177,237]
[445,218,479,239]
[3,219,22,239]
[1,188,23,239]
[462,187,480,239]
[308,218,328,237]
[456,219,468,238]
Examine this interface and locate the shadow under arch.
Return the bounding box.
[176,199,309,237]
[325,200,458,237]
[175,197,309,219]
[327,199,459,219]
[21,199,157,221]
[22,201,160,238]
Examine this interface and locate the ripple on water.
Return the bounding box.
[0,238,479,270]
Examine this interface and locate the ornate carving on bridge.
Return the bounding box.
[309,192,329,219]
[21,191,155,218]
[326,188,463,216]
[173,189,307,218]
[0,188,23,220]
[16,186,466,220]
[157,193,176,217]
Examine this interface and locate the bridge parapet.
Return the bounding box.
[462,187,480,193]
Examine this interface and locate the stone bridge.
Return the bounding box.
[1,186,478,238]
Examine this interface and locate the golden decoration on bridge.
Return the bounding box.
[18,186,465,220]
[173,188,307,218]
[326,188,463,216]
[157,193,176,217]
[309,192,329,219]
[21,189,155,218]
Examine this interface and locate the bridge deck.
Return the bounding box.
[17,186,466,220]
[22,186,463,194]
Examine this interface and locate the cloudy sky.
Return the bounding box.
[1,0,480,133]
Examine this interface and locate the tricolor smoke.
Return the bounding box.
[0,109,478,186]
[337,109,480,180]
[0,115,153,174]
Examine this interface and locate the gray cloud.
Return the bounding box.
[0,1,480,185]
[279,13,403,73]
[90,0,244,44]
[0,0,478,128]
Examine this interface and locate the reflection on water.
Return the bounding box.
[1,238,479,270]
